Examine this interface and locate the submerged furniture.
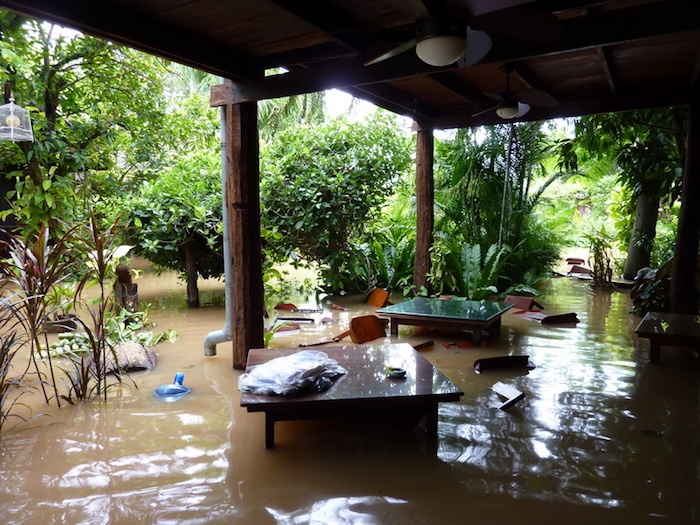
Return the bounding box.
[365,288,391,308]
[377,297,512,343]
[635,311,700,363]
[349,314,387,343]
[504,295,544,310]
[240,343,464,448]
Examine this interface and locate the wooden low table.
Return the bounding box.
[635,311,700,363]
[377,297,513,342]
[240,343,463,448]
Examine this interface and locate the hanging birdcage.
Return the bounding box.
[0,98,33,142]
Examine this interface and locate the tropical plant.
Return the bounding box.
[45,307,177,358]
[1,225,78,407]
[0,299,32,432]
[429,241,511,300]
[434,122,563,286]
[67,214,132,401]
[584,227,614,289]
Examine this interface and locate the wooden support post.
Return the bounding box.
[671,94,700,314]
[225,102,264,369]
[414,124,434,294]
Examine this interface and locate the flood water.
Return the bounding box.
[1,269,699,524]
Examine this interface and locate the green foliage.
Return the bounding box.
[434,123,562,288]
[0,307,31,432]
[260,114,412,292]
[0,14,170,237]
[45,308,178,358]
[429,241,510,300]
[259,92,326,143]
[584,227,614,288]
[630,266,673,315]
[568,109,686,271]
[1,225,78,406]
[361,223,416,294]
[119,151,224,280]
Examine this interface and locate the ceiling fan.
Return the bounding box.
[363,1,561,68]
[474,65,559,119]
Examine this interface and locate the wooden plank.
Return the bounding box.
[414,127,434,293]
[671,95,700,313]
[226,102,264,369]
[492,381,525,410]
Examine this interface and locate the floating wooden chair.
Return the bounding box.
[504,295,544,310]
[350,314,387,343]
[365,288,391,308]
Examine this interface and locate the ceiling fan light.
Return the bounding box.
[416,35,466,66]
[496,104,519,119]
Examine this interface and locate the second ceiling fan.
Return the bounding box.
[474,65,560,119]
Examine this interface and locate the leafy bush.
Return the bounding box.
[260,114,412,292]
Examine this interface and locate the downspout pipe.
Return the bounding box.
[204,103,233,356]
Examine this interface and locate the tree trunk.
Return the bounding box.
[183,242,200,308]
[622,191,659,280]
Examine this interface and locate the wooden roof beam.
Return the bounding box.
[264,0,370,56]
[0,0,260,79]
[213,0,699,104]
[426,72,497,109]
[596,46,618,96]
[346,83,439,119]
[424,87,695,129]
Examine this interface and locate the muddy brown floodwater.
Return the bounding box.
[0,270,699,524]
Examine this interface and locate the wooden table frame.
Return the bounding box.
[240,344,464,449]
[635,311,700,363]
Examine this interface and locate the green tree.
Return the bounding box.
[0,12,169,235]
[119,152,223,307]
[570,109,685,278]
[260,114,412,292]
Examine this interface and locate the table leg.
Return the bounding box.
[265,414,276,449]
[649,341,661,363]
[425,404,438,439]
[390,318,399,336]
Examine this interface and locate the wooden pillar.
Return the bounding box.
[670,96,700,314]
[226,102,264,369]
[414,124,434,294]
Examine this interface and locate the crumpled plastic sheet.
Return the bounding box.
[238,350,347,397]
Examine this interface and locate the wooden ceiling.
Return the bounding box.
[1,0,698,129]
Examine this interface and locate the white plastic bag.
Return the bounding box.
[238,350,347,396]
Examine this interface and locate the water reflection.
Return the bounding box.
[0,274,699,523]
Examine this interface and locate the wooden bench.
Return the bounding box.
[635,312,700,363]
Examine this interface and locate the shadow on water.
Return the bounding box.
[0,272,699,524]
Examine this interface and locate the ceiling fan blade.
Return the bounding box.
[472,105,498,117]
[514,88,559,108]
[470,8,562,43]
[459,27,492,67]
[514,102,531,118]
[364,38,417,66]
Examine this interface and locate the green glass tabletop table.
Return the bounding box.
[377,297,512,342]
